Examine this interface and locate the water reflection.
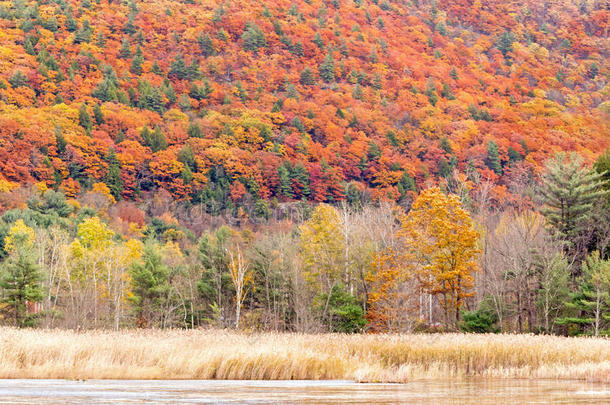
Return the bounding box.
[0,379,608,404]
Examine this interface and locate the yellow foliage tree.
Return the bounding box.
[4,219,35,253]
[399,187,480,329]
[299,203,346,321]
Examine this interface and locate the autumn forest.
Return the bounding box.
[0,0,608,336]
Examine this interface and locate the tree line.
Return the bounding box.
[0,151,608,335]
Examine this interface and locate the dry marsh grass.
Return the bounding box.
[0,328,608,382]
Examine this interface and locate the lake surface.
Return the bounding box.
[0,379,608,404]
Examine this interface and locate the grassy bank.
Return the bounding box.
[0,328,608,382]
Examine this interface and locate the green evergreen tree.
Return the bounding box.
[150,126,167,152]
[241,22,267,52]
[0,224,44,327]
[103,148,123,200]
[292,41,304,57]
[74,19,92,44]
[130,46,144,75]
[181,165,193,184]
[441,82,455,99]
[140,126,152,146]
[177,145,197,171]
[397,171,416,199]
[497,30,515,57]
[187,122,203,138]
[486,140,502,175]
[119,37,131,59]
[540,153,608,259]
[169,54,188,80]
[189,80,212,100]
[78,103,92,131]
[160,80,176,105]
[449,67,458,80]
[292,162,310,198]
[316,285,366,333]
[319,53,335,83]
[123,14,136,35]
[313,33,324,49]
[65,13,78,32]
[299,67,316,86]
[137,80,165,113]
[425,78,438,106]
[96,32,106,47]
[8,71,28,88]
[152,60,162,75]
[129,243,171,328]
[588,62,599,79]
[55,127,67,154]
[253,199,271,220]
[278,164,294,198]
[93,103,104,125]
[198,33,215,56]
[187,59,202,81]
[593,149,610,204]
[557,251,610,336]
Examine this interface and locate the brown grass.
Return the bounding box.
[0,328,608,382]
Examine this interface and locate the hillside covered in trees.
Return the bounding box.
[0,0,608,209]
[0,0,608,334]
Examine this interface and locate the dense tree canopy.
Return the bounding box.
[0,0,606,213]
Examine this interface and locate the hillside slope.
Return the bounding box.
[0,0,607,210]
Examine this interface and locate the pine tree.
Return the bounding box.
[130,46,144,75]
[123,14,136,35]
[187,59,202,81]
[78,103,92,131]
[161,80,177,104]
[241,22,267,52]
[486,140,502,175]
[65,13,78,32]
[425,78,438,106]
[449,67,458,80]
[319,53,335,83]
[292,162,310,198]
[93,103,104,125]
[55,127,67,154]
[177,145,197,171]
[150,127,167,152]
[313,33,324,49]
[104,148,123,200]
[278,164,294,198]
[74,19,92,44]
[152,61,162,75]
[0,220,44,327]
[540,153,608,260]
[557,251,610,336]
[169,54,188,80]
[497,30,515,57]
[129,243,171,328]
[292,41,304,57]
[594,149,610,203]
[187,122,203,138]
[137,80,165,113]
[300,67,316,86]
[198,33,215,56]
[140,126,152,146]
[119,37,132,59]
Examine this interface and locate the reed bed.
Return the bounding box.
[0,328,608,382]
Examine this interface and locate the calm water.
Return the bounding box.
[0,379,608,404]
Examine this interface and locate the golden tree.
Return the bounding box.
[400,187,480,329]
[299,203,346,324]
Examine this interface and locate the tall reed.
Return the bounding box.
[0,328,607,382]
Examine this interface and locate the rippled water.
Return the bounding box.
[0,379,608,404]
